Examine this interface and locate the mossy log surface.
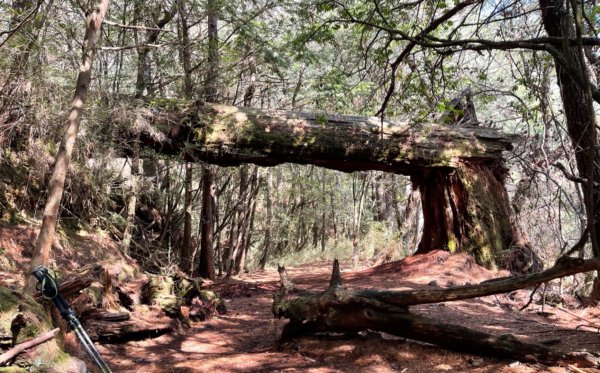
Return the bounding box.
[113,101,516,174]
[273,260,599,366]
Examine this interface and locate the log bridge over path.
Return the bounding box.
[115,100,524,269]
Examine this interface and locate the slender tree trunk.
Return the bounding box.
[25,0,109,293]
[197,0,220,278]
[198,165,216,279]
[399,184,421,255]
[178,4,195,273]
[121,137,140,255]
[351,173,369,267]
[237,172,259,274]
[181,162,194,273]
[204,0,219,102]
[177,0,194,98]
[134,2,175,98]
[259,171,273,269]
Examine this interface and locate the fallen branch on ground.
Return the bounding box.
[273,259,600,367]
[0,328,60,365]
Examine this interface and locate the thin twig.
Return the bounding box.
[104,19,173,32]
[519,282,541,311]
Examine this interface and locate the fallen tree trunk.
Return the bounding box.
[273,260,598,367]
[351,256,600,307]
[112,101,516,174]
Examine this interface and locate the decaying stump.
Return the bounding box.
[273,259,600,367]
[412,160,543,272]
[178,276,227,321]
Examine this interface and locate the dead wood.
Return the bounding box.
[343,257,600,308]
[84,305,174,342]
[273,259,599,367]
[113,101,516,174]
[0,328,59,365]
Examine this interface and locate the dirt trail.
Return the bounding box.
[1,226,598,372]
[95,255,600,373]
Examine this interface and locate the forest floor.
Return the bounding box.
[1,225,600,373]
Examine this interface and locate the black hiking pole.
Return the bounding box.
[31,266,113,373]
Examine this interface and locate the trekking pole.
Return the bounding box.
[31,266,113,373]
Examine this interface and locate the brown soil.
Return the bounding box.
[1,226,600,373]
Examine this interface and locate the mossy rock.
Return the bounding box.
[0,287,85,372]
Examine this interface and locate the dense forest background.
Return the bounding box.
[0,0,598,292]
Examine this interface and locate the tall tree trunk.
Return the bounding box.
[121,136,140,255]
[374,173,395,230]
[134,2,175,98]
[197,0,220,278]
[540,0,600,297]
[204,0,219,102]
[351,173,369,267]
[198,165,216,279]
[178,4,195,274]
[398,184,421,254]
[259,170,273,269]
[237,172,259,274]
[25,0,109,293]
[181,162,194,273]
[177,0,194,98]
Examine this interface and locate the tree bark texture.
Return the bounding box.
[259,170,273,269]
[540,0,600,251]
[414,160,536,270]
[540,0,600,297]
[181,162,194,274]
[273,260,599,367]
[25,0,109,294]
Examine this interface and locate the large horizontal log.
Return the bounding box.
[113,101,517,174]
[273,260,597,367]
